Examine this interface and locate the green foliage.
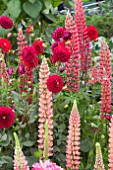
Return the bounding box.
[50,0,62,8]
[86,13,113,38]
[7,0,21,18]
[23,1,42,19]
[0,0,112,170]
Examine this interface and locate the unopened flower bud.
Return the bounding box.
[7,32,12,38]
[7,66,14,75]
[17,65,25,75]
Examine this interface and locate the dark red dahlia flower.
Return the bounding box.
[0,106,15,128]
[52,27,71,41]
[51,41,59,53]
[53,45,71,62]
[50,55,58,64]
[32,40,44,56]
[52,27,66,41]
[47,74,64,93]
[86,25,98,41]
[26,24,34,34]
[21,46,38,69]
[0,38,12,53]
[51,41,65,54]
[0,16,13,29]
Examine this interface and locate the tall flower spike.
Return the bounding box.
[13,132,30,170]
[65,12,80,92]
[17,28,28,94]
[108,115,113,169]
[66,100,80,170]
[0,52,9,86]
[43,121,49,160]
[99,40,112,119]
[90,61,99,84]
[75,0,91,74]
[38,57,53,157]
[94,142,105,170]
[100,78,111,119]
[17,28,33,104]
[99,40,112,82]
[17,28,28,58]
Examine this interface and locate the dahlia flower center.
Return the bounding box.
[91,30,94,35]
[2,115,6,120]
[4,42,7,46]
[57,82,59,85]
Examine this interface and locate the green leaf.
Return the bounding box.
[2,156,13,169]
[0,133,7,141]
[80,139,93,152]
[11,91,21,103]
[43,0,51,8]
[42,9,49,15]
[34,149,42,158]
[50,0,62,8]
[44,13,56,22]
[28,0,36,3]
[23,140,34,147]
[7,0,21,18]
[26,156,38,167]
[2,0,8,4]
[23,1,42,18]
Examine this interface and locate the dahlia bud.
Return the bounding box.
[58,66,65,73]
[7,32,12,38]
[63,30,71,41]
[7,66,14,75]
[26,24,34,34]
[17,65,25,75]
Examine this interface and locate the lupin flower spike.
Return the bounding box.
[94,142,105,170]
[66,100,80,170]
[13,132,30,170]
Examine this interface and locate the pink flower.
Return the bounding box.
[75,0,91,73]
[65,12,80,92]
[26,24,34,34]
[0,55,9,84]
[100,79,111,116]
[108,115,113,170]
[99,40,112,119]
[38,58,53,157]
[94,142,105,170]
[17,28,28,57]
[17,65,25,75]
[90,64,99,84]
[14,133,30,170]
[66,100,80,170]
[99,40,112,81]
[63,30,71,40]
[32,160,64,170]
[7,66,14,75]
